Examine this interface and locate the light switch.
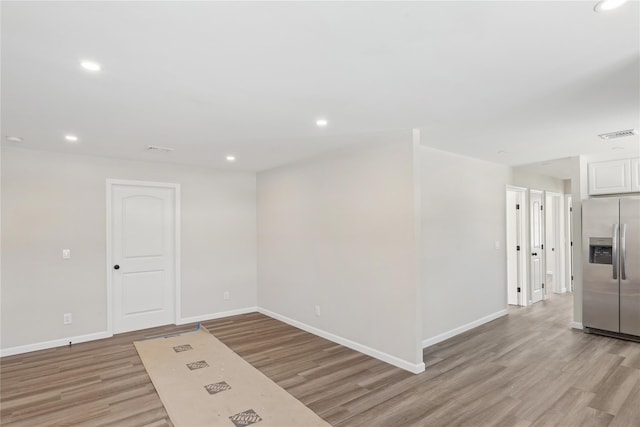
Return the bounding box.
[62,249,71,259]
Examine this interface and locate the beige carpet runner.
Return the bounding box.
[134,325,330,427]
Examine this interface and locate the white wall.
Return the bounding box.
[2,140,524,364]
[257,139,423,372]
[419,146,511,342]
[571,155,588,326]
[1,147,257,351]
[510,168,566,194]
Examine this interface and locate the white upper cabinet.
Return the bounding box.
[632,158,640,193]
[588,159,632,195]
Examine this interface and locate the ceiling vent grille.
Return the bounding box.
[147,145,174,152]
[598,129,638,140]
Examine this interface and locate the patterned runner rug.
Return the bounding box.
[134,325,330,427]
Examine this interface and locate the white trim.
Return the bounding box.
[412,129,425,366]
[571,322,583,330]
[106,179,181,334]
[1,331,112,357]
[174,187,182,322]
[258,307,425,374]
[106,180,113,336]
[1,308,258,358]
[177,307,258,325]
[107,179,181,188]
[422,309,508,348]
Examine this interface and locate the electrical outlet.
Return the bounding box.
[63,313,72,325]
[315,305,321,317]
[223,291,230,300]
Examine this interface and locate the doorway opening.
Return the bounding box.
[506,186,574,309]
[508,160,575,319]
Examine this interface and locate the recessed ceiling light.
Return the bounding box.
[226,155,236,162]
[316,119,328,127]
[65,134,79,142]
[80,60,101,72]
[147,145,174,152]
[5,136,24,143]
[594,0,628,12]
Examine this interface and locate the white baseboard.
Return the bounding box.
[1,307,259,357]
[258,307,425,374]
[422,309,508,348]
[1,330,112,357]
[176,306,258,325]
[571,322,583,330]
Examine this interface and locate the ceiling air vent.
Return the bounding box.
[598,129,638,140]
[147,145,174,152]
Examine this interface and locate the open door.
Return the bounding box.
[530,189,545,304]
[565,195,573,293]
[545,192,564,293]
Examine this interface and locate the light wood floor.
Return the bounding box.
[2,293,639,426]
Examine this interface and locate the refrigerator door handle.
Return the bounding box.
[620,223,627,280]
[613,223,619,280]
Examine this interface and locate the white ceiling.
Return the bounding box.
[2,1,639,172]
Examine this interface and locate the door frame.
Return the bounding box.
[506,186,528,306]
[106,179,181,335]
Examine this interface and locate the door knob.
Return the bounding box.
[114,265,120,270]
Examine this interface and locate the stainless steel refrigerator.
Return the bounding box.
[582,197,640,339]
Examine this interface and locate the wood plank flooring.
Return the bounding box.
[2,293,639,426]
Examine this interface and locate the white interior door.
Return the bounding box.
[545,193,556,292]
[110,181,178,333]
[506,188,526,306]
[545,192,563,293]
[530,190,545,304]
[565,195,573,293]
